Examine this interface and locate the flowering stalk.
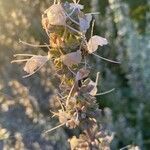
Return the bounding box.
[12,0,118,149]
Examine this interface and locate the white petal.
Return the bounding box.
[45,4,66,26]
[87,35,108,53]
[88,80,98,96]
[79,13,92,33]
[23,55,48,74]
[61,50,82,67]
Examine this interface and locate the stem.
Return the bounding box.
[91,19,95,38]
[120,145,132,150]
[66,25,82,35]
[13,54,35,57]
[19,39,51,48]
[96,88,115,96]
[66,83,75,106]
[64,10,80,26]
[95,72,100,86]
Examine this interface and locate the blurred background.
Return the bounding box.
[0,0,149,149]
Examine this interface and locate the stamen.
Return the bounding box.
[13,54,35,57]
[57,93,67,100]
[57,97,65,111]
[44,123,65,134]
[120,145,133,150]
[11,59,29,63]
[95,72,100,86]
[96,88,115,96]
[50,110,59,118]
[19,39,51,48]
[92,53,121,64]
[86,12,100,15]
[66,84,75,106]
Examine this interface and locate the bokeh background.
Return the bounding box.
[0,0,149,149]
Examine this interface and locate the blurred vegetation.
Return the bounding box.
[0,0,149,149]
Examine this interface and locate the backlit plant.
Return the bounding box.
[11,0,120,149]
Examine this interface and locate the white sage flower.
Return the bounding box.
[11,54,49,78]
[61,50,82,67]
[44,4,66,26]
[23,55,49,74]
[87,35,108,53]
[79,12,92,33]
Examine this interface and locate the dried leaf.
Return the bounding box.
[44,4,66,26]
[61,50,82,67]
[23,55,48,74]
[87,35,108,53]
